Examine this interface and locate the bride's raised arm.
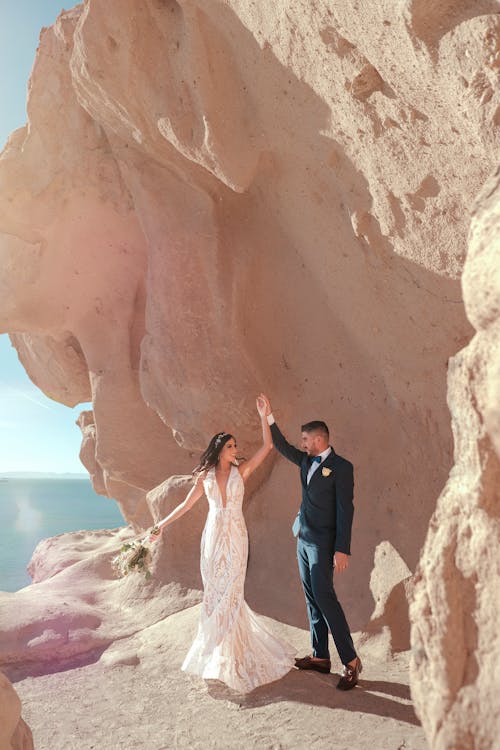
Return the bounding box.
[149,473,206,541]
[238,394,274,482]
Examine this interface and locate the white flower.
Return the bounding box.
[111,540,153,579]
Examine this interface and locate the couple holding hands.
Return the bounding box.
[150,394,361,694]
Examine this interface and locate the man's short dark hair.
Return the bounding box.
[301,420,329,439]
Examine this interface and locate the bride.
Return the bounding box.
[150,394,296,693]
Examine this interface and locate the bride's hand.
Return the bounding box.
[256,395,266,417]
[149,525,162,543]
[256,393,270,417]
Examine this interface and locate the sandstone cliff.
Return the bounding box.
[0,672,34,750]
[410,169,500,749]
[0,2,498,748]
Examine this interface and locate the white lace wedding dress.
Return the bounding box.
[181,464,296,693]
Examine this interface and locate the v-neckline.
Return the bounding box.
[215,465,232,508]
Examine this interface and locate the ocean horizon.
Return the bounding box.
[0,477,125,592]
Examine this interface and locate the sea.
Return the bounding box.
[0,478,125,592]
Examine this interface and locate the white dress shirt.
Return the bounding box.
[306,446,332,484]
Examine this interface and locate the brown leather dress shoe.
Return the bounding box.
[336,657,362,690]
[294,655,331,673]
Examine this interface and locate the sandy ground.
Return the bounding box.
[11,605,428,750]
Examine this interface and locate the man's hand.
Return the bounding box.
[334,551,349,573]
[259,393,272,416]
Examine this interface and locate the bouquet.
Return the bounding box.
[111,527,160,579]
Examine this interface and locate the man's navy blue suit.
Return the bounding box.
[270,421,357,665]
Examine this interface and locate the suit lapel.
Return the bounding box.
[307,448,336,488]
[323,449,336,469]
[301,456,311,488]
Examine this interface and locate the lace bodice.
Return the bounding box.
[203,465,244,512]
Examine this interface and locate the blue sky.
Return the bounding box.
[0,2,90,473]
[0,335,91,473]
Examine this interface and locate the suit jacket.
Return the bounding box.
[270,422,354,554]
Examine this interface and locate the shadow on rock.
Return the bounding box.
[206,669,420,727]
[4,645,110,684]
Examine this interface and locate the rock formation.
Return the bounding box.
[409,169,500,749]
[0,527,201,676]
[0,2,498,748]
[0,672,34,750]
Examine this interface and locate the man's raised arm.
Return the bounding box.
[260,393,305,467]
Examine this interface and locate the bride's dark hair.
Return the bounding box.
[192,432,236,475]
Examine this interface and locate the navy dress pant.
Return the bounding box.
[297,538,357,665]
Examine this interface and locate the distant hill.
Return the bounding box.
[0,472,88,479]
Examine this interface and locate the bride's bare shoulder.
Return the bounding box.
[194,469,209,484]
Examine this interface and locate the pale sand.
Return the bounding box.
[12,605,427,750]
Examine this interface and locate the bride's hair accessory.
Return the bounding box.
[192,431,237,474]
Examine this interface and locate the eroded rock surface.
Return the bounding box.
[410,170,500,750]
[0,3,499,747]
[0,672,34,750]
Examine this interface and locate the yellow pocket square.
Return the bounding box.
[322,467,332,477]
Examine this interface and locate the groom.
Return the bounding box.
[261,394,362,690]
